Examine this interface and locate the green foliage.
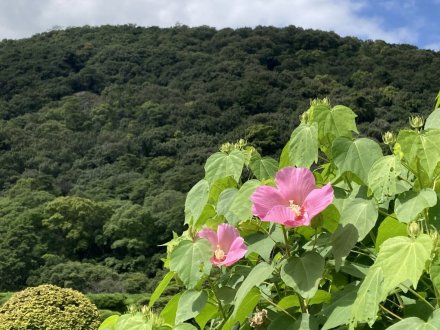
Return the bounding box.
[0,284,100,329]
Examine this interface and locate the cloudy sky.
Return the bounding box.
[0,0,439,50]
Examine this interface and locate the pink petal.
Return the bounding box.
[261,205,296,225]
[302,183,334,220]
[198,228,218,251]
[251,185,287,218]
[220,237,247,266]
[217,223,239,252]
[275,167,316,205]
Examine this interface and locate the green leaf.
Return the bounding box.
[395,188,437,223]
[331,224,359,270]
[368,155,403,202]
[293,314,319,330]
[204,150,245,184]
[245,232,276,262]
[160,293,182,326]
[288,123,319,168]
[339,198,378,241]
[279,141,291,169]
[184,179,210,225]
[148,271,175,307]
[173,324,198,330]
[376,234,433,293]
[169,239,212,289]
[397,129,440,179]
[222,287,261,330]
[175,290,208,325]
[386,309,440,329]
[99,315,120,330]
[249,154,278,180]
[281,251,325,299]
[430,251,440,294]
[115,313,150,330]
[375,216,407,253]
[219,180,261,225]
[425,108,440,130]
[208,176,237,204]
[312,104,358,150]
[332,137,382,184]
[350,268,385,327]
[234,262,273,310]
[195,296,218,329]
[321,284,358,330]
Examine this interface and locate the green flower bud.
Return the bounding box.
[382,131,396,146]
[409,115,424,129]
[408,221,420,238]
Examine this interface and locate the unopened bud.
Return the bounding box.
[430,228,439,244]
[220,142,232,153]
[409,115,424,129]
[382,131,396,146]
[408,221,420,238]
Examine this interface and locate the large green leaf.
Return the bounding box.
[184,179,210,225]
[397,129,440,179]
[331,224,359,270]
[222,287,261,330]
[169,239,212,289]
[218,180,261,225]
[288,123,319,168]
[293,314,319,330]
[160,293,181,327]
[339,198,378,241]
[173,323,198,330]
[332,137,382,184]
[99,315,120,330]
[115,313,150,330]
[430,251,440,293]
[350,267,385,328]
[311,104,358,149]
[425,108,440,130]
[386,309,440,329]
[368,155,403,202]
[204,150,245,184]
[375,216,407,253]
[321,284,358,330]
[234,262,273,310]
[175,290,208,325]
[375,234,433,294]
[148,271,175,307]
[395,188,437,223]
[245,232,276,262]
[249,154,278,180]
[195,295,218,329]
[281,251,325,299]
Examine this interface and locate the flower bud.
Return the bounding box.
[408,221,420,238]
[430,228,439,245]
[409,115,424,129]
[249,308,268,328]
[382,131,396,146]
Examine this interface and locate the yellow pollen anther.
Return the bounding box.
[289,200,302,216]
[214,245,226,260]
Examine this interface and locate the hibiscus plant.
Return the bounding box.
[100,98,440,329]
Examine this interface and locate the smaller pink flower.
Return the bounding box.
[251,167,334,227]
[198,223,247,267]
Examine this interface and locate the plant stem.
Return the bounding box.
[379,304,402,320]
[297,292,308,314]
[207,276,227,320]
[402,285,435,310]
[282,225,291,257]
[260,291,295,319]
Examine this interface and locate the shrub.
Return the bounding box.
[0,284,100,329]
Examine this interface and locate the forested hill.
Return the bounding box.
[0,25,439,292]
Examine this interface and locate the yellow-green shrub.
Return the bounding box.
[0,284,100,329]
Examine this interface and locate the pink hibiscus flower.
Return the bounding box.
[198,223,247,267]
[251,167,334,227]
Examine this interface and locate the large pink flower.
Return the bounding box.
[251,167,334,227]
[198,223,247,267]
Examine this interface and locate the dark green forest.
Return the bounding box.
[0,24,439,293]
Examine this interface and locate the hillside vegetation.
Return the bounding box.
[0,24,439,292]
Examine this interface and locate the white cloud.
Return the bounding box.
[424,42,440,51]
[0,0,418,45]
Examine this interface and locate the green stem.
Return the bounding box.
[402,285,435,311]
[379,304,402,320]
[260,291,295,319]
[207,276,227,320]
[297,292,308,314]
[282,225,291,258]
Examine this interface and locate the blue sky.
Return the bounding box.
[0,0,439,50]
